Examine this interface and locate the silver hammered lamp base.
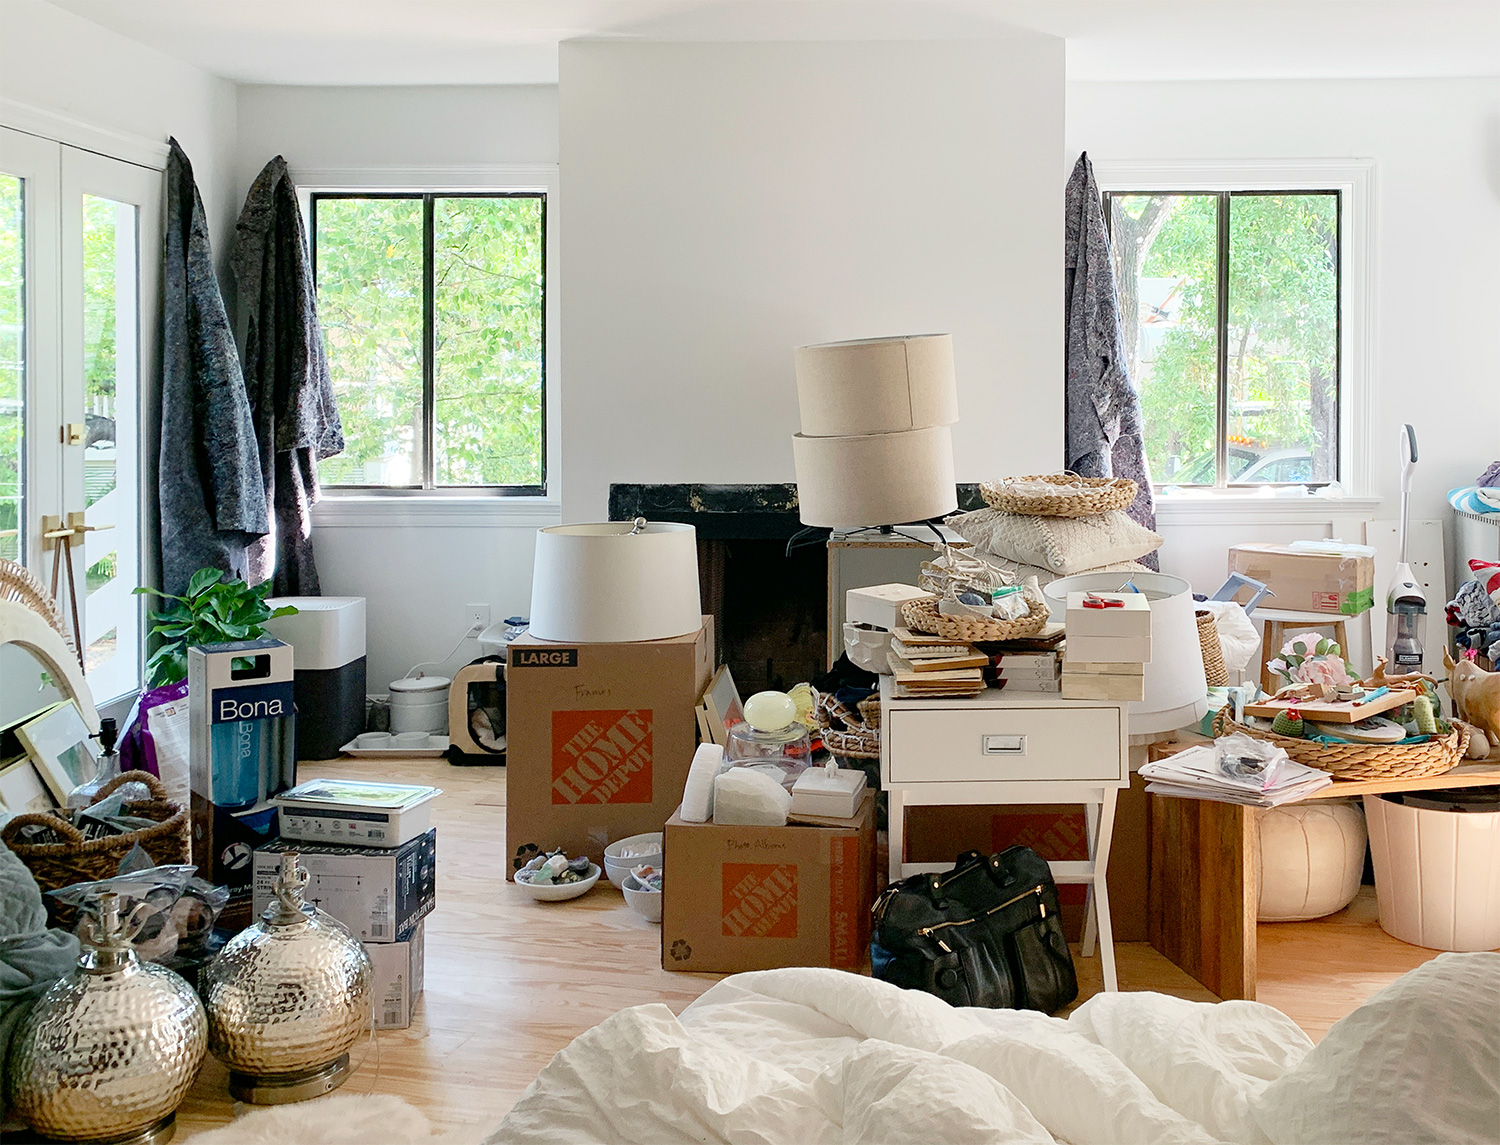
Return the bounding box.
[228,1054,352,1105]
[13,1114,178,1145]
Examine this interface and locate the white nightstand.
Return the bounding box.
[879,677,1130,991]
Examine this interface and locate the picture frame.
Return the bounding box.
[0,755,59,823]
[702,664,744,747]
[16,700,100,803]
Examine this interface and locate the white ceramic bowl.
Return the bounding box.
[622,874,663,922]
[514,862,601,902]
[603,832,664,889]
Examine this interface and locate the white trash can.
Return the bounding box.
[1364,788,1500,951]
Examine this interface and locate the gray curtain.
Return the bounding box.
[1064,152,1158,567]
[230,156,344,596]
[158,139,268,596]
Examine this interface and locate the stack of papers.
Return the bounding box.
[1139,744,1333,807]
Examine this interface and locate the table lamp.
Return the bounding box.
[528,519,702,643]
[791,334,959,528]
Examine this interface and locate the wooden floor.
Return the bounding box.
[174,757,1451,1140]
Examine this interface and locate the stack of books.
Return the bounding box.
[888,628,988,698]
[993,650,1061,693]
[1139,744,1333,807]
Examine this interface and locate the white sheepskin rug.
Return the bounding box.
[188,1092,473,1144]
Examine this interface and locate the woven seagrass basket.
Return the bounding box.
[1211,708,1470,782]
[979,473,1137,518]
[1197,610,1229,687]
[901,595,1048,643]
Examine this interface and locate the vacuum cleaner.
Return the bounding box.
[1386,423,1427,670]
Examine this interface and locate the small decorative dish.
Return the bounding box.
[622,872,663,922]
[515,861,601,902]
[603,832,664,888]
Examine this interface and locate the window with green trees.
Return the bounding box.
[1105,191,1339,489]
[311,192,545,491]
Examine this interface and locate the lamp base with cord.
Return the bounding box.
[228,1054,351,1106]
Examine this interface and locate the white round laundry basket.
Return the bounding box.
[1364,788,1500,951]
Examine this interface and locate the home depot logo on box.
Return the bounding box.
[722,863,798,939]
[551,709,653,805]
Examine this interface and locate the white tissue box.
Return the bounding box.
[790,767,867,819]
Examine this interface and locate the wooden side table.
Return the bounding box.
[1254,608,1350,695]
[880,678,1130,990]
[1147,732,1500,1000]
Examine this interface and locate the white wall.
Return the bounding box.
[559,38,1066,522]
[0,0,238,254]
[235,85,561,692]
[1068,77,1500,623]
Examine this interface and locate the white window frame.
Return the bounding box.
[296,165,562,530]
[1091,158,1378,523]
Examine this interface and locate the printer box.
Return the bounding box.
[505,618,713,878]
[662,791,876,974]
[1229,543,1375,616]
[365,921,425,1029]
[252,829,436,942]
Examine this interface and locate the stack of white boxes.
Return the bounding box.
[1061,591,1151,701]
[995,649,1062,693]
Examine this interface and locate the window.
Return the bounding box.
[310,192,546,493]
[1104,190,1340,490]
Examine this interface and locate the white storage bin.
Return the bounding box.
[389,675,451,734]
[1364,788,1500,952]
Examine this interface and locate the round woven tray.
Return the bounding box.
[979,473,1137,518]
[1211,708,1470,781]
[1197,610,1228,687]
[1,770,190,897]
[901,595,1048,643]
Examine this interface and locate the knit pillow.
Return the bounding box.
[947,509,1163,575]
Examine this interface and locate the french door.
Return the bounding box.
[1,126,160,704]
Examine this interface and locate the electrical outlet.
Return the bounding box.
[466,603,491,635]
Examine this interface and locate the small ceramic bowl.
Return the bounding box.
[622,873,663,922]
[515,862,601,902]
[391,731,432,749]
[603,832,664,889]
[355,732,392,749]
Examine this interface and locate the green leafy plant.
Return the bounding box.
[134,569,297,688]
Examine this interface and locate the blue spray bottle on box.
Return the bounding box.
[210,717,269,808]
[189,638,298,813]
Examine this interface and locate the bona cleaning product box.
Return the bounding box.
[188,637,298,927]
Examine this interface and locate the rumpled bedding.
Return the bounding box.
[490,968,1314,1145]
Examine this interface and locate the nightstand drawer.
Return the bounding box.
[885,706,1122,783]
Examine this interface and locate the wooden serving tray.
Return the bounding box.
[1242,688,1415,723]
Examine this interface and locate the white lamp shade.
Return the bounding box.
[793,426,957,528]
[529,522,702,643]
[794,334,958,436]
[1044,571,1208,736]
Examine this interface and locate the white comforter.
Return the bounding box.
[490,969,1314,1145]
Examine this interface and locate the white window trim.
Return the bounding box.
[1091,157,1376,521]
[295,164,561,528]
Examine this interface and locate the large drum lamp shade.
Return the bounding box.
[794,334,958,437]
[529,521,702,643]
[793,426,958,528]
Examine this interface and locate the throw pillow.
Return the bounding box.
[1249,951,1500,1144]
[948,509,1163,575]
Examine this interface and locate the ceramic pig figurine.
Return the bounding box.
[1444,647,1500,750]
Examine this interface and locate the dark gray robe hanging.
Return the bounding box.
[230,156,344,596]
[1064,152,1158,567]
[158,139,268,596]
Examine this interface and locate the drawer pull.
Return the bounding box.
[982,734,1026,756]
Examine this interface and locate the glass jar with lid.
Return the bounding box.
[726,690,813,790]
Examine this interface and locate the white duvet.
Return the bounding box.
[489,969,1315,1145]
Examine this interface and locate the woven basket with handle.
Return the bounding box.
[1197,609,1229,687]
[1,770,190,897]
[979,473,1137,518]
[814,690,881,759]
[901,595,1048,643]
[1211,708,1469,781]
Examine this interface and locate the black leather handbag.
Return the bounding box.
[870,846,1078,1014]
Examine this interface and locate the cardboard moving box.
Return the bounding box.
[506,618,714,878]
[1229,543,1375,616]
[663,791,876,973]
[365,921,425,1029]
[253,830,436,942]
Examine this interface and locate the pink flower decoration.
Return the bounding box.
[1293,657,1353,687]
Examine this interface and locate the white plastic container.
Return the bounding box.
[271,779,442,849]
[1364,789,1500,951]
[389,675,451,734]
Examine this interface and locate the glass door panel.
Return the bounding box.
[0,173,22,561]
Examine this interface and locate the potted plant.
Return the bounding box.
[134,569,297,688]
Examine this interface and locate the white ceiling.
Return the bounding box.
[45,0,1500,87]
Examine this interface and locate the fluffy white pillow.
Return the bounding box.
[1249,952,1500,1144]
[948,508,1163,574]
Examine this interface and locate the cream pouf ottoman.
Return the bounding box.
[1256,800,1367,921]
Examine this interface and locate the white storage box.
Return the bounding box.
[1066,591,1151,638]
[271,778,441,848]
[366,921,425,1029]
[253,829,436,942]
[790,764,867,818]
[846,584,929,631]
[1365,789,1500,951]
[1065,633,1152,664]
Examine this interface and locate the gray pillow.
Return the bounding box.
[1250,952,1500,1144]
